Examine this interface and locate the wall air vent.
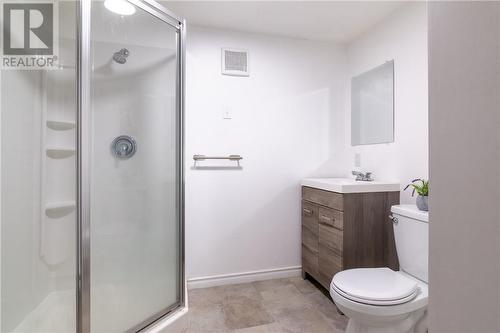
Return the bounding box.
[221,48,249,77]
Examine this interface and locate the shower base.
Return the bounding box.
[12,290,75,333]
[11,278,177,333]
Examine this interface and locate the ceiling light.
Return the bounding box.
[104,0,136,16]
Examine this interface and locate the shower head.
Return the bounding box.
[113,48,130,64]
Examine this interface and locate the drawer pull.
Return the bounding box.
[320,215,334,222]
[303,208,313,215]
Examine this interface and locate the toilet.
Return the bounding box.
[330,205,429,333]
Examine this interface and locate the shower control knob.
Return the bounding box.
[111,135,137,159]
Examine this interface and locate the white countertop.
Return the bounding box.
[301,177,400,194]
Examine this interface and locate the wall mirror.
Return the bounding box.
[351,60,394,146]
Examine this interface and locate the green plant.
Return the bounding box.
[404,179,429,197]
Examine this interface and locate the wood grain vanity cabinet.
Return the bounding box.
[301,186,400,290]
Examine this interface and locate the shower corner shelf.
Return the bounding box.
[46,147,76,159]
[45,201,76,217]
[46,120,76,131]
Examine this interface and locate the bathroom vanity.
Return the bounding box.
[300,178,400,289]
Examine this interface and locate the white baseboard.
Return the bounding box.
[187,266,302,290]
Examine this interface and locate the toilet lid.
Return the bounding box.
[332,268,419,304]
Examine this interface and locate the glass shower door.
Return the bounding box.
[88,2,182,332]
[1,2,77,332]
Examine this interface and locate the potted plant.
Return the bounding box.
[404,179,429,211]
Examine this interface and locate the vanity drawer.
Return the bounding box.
[318,243,343,289]
[318,207,343,230]
[302,245,319,278]
[302,186,343,211]
[319,224,343,256]
[301,201,318,235]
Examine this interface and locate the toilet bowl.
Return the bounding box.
[330,268,428,333]
[329,205,429,333]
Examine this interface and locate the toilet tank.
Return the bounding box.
[391,205,429,283]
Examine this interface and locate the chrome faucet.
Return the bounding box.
[352,170,374,182]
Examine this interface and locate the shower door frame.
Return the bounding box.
[76,1,186,332]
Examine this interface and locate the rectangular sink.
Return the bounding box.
[301,177,400,194]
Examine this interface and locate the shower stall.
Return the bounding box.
[0,0,185,332]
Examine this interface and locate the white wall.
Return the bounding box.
[185,27,347,284]
[428,2,500,332]
[185,4,429,284]
[337,3,428,204]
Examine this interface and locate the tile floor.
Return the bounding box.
[163,277,348,333]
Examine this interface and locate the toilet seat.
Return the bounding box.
[330,269,428,318]
[331,268,419,306]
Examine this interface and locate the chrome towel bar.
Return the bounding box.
[193,154,243,161]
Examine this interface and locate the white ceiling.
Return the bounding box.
[164,1,407,43]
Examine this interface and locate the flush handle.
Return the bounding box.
[389,214,398,224]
